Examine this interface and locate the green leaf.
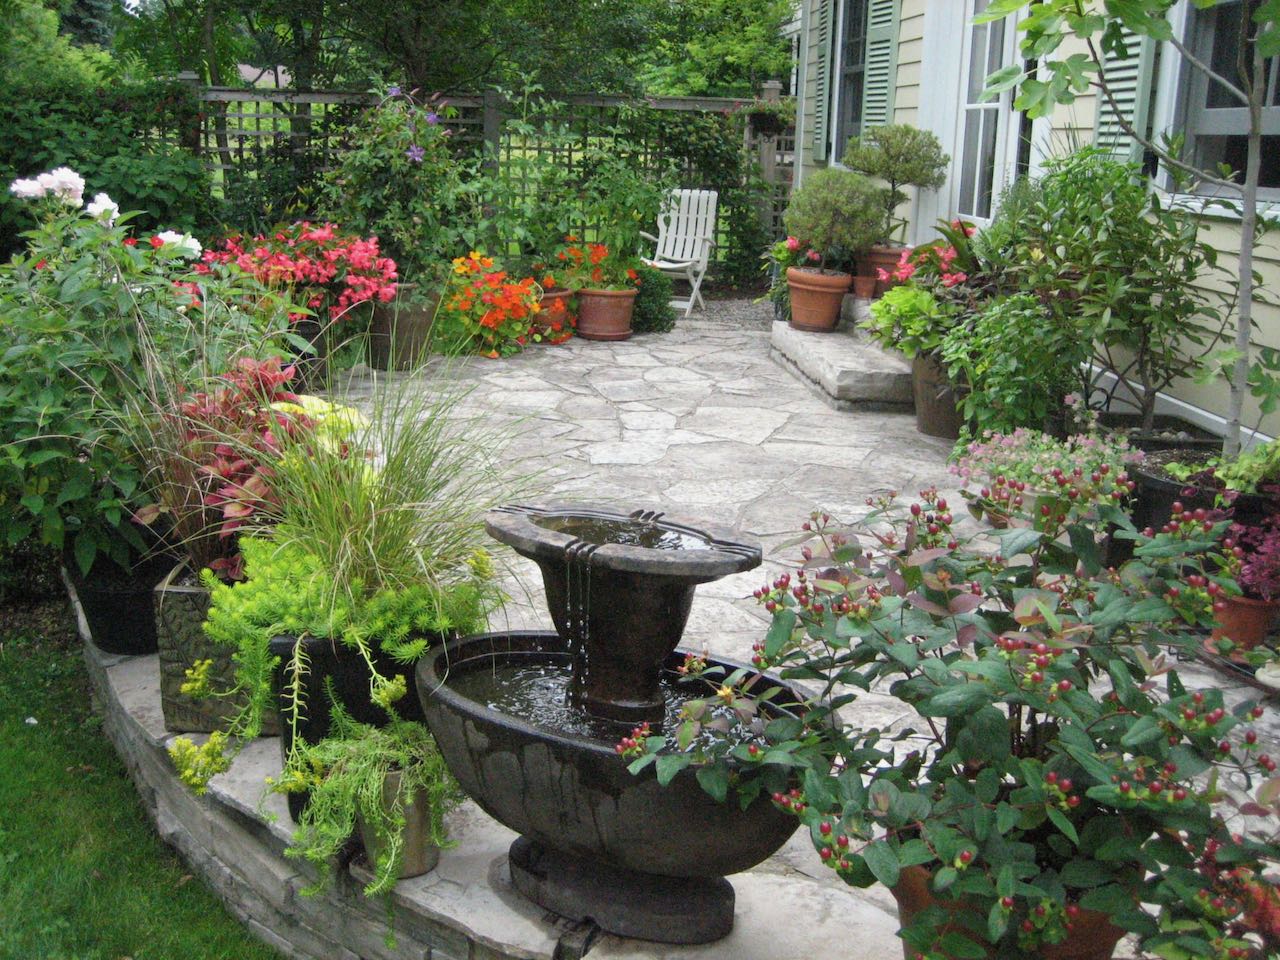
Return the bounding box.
[1046,806,1079,845]
[921,683,993,718]
[988,901,1009,943]
[938,933,987,959]
[764,609,797,658]
[995,527,1043,558]
[933,865,959,891]
[861,840,900,888]
[696,765,729,804]
[655,753,691,786]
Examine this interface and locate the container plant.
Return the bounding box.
[841,124,949,295]
[0,174,277,653]
[780,169,882,331]
[631,484,1279,960]
[555,238,643,341]
[271,706,464,897]
[1211,520,1280,659]
[168,371,518,815]
[318,87,470,369]
[436,249,543,356]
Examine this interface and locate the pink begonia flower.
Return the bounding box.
[806,250,821,262]
[941,271,967,288]
[785,236,801,252]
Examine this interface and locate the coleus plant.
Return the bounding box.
[627,484,1279,959]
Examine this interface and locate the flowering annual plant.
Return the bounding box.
[201,221,397,324]
[628,490,1280,960]
[554,237,641,291]
[528,272,576,345]
[439,250,542,357]
[877,219,978,290]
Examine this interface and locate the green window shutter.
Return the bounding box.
[860,0,899,130]
[1094,29,1159,165]
[812,0,835,162]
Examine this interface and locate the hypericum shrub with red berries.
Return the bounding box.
[628,491,1279,960]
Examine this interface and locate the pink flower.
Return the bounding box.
[785,236,801,252]
[941,271,968,288]
[876,268,891,282]
[806,250,821,262]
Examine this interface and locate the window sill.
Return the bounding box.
[1160,189,1280,222]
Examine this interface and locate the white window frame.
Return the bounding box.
[828,0,870,165]
[1149,0,1280,219]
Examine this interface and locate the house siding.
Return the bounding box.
[893,3,925,126]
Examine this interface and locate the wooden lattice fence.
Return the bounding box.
[187,84,795,270]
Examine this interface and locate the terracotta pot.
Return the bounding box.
[534,288,576,344]
[892,865,1126,960]
[912,353,963,440]
[1211,593,1280,656]
[577,288,636,341]
[368,284,439,370]
[852,274,877,298]
[860,244,908,297]
[786,266,851,332]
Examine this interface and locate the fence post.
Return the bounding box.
[482,89,503,171]
[757,81,783,238]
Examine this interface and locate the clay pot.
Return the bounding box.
[861,244,907,297]
[577,288,636,341]
[852,274,877,298]
[891,866,1126,960]
[368,284,439,370]
[911,353,963,440]
[534,288,576,343]
[1211,593,1280,656]
[786,266,851,332]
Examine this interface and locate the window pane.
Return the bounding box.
[834,0,871,161]
[975,109,1000,218]
[959,111,981,215]
[1197,134,1280,188]
[967,23,989,103]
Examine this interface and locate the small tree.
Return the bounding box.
[979,0,1278,455]
[842,124,949,246]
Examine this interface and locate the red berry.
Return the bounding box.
[959,850,973,864]
[1119,782,1131,794]
[819,821,832,836]
[1058,680,1072,692]
[1002,897,1015,909]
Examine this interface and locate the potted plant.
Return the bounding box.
[841,124,949,296]
[202,221,398,382]
[1210,520,1280,659]
[318,87,470,370]
[556,238,644,341]
[435,249,543,356]
[0,174,227,653]
[780,168,882,331]
[631,483,1279,959]
[168,371,518,816]
[272,708,463,897]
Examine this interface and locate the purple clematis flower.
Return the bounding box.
[405,144,426,163]
[388,86,401,96]
[425,111,439,125]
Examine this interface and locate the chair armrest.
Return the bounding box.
[639,231,659,243]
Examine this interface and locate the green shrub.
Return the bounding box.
[631,265,677,333]
[0,80,212,257]
[782,169,882,272]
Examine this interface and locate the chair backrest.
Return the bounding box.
[655,189,718,263]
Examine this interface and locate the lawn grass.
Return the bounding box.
[0,593,282,960]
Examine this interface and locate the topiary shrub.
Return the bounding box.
[631,264,677,333]
[782,169,882,272]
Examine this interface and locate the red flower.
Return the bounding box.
[123,237,138,247]
[149,236,165,249]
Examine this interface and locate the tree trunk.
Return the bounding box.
[1222,38,1265,457]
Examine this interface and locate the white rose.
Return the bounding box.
[84,192,119,223]
[39,167,85,207]
[8,177,45,200]
[155,230,202,259]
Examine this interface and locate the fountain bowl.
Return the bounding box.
[416,631,801,943]
[484,503,763,724]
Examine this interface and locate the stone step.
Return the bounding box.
[769,302,913,411]
[85,641,905,960]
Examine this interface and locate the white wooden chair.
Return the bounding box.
[640,189,718,317]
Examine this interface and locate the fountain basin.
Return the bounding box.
[484,504,762,723]
[416,631,801,942]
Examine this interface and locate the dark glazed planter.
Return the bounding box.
[576,288,636,341]
[786,266,850,332]
[65,550,174,655]
[416,631,801,943]
[270,632,430,821]
[912,353,963,440]
[155,564,279,735]
[484,503,761,724]
[368,284,439,370]
[892,865,1126,960]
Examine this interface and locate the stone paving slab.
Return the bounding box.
[769,320,913,410]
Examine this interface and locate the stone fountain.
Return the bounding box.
[416,503,801,944]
